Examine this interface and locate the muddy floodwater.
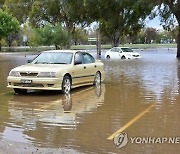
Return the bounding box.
[0,48,180,153]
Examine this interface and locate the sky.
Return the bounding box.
[88,16,164,32]
[145,16,163,30]
[146,15,178,30]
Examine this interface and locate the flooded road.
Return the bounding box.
[0,49,180,153]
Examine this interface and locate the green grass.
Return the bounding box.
[0,43,177,52]
[125,43,177,49]
[1,46,55,52]
[71,43,177,50]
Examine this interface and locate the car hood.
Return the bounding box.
[127,52,140,55]
[11,64,70,72]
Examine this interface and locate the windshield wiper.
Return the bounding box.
[51,62,67,64]
[34,61,68,64]
[35,61,50,64]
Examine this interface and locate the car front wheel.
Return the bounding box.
[121,56,126,59]
[61,75,71,94]
[106,55,110,59]
[14,88,27,95]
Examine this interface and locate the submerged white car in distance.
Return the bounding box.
[105,47,141,59]
[7,50,105,94]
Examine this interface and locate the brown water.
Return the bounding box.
[0,49,180,153]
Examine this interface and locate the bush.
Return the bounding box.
[12,40,18,46]
[1,39,7,47]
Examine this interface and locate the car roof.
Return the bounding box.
[116,47,130,49]
[43,50,80,53]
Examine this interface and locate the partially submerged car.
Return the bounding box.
[7,50,105,94]
[105,47,141,59]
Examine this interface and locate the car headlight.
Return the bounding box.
[9,71,20,77]
[37,72,56,78]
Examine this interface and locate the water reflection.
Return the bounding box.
[1,50,180,153]
[2,85,105,145]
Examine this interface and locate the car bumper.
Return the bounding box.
[126,55,142,59]
[132,55,142,58]
[7,76,63,90]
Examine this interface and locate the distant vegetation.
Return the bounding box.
[0,9,20,51]
[0,0,179,57]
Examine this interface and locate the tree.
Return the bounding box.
[4,0,33,23]
[6,32,21,47]
[0,0,5,7]
[4,0,156,48]
[12,40,17,46]
[35,24,53,46]
[29,0,87,32]
[171,26,179,43]
[152,0,180,57]
[35,23,71,49]
[28,0,87,49]
[83,0,155,47]
[72,28,88,45]
[134,30,146,44]
[0,38,7,46]
[0,9,20,51]
[145,28,158,43]
[52,23,71,49]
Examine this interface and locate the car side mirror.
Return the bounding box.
[74,59,82,65]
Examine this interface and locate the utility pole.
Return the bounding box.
[96,30,101,59]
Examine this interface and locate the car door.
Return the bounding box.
[82,53,97,83]
[116,48,123,58]
[72,52,87,86]
[110,47,120,59]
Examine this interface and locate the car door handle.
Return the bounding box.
[84,66,86,69]
[94,65,97,68]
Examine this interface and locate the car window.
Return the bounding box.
[83,53,95,64]
[111,48,119,52]
[32,52,73,64]
[121,48,133,52]
[111,48,116,52]
[116,48,121,52]
[74,52,84,64]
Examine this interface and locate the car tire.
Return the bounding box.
[14,88,27,95]
[106,55,110,59]
[61,75,71,94]
[121,56,126,59]
[94,72,101,86]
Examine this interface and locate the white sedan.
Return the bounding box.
[7,50,105,94]
[105,47,141,59]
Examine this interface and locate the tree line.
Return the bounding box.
[0,0,179,57]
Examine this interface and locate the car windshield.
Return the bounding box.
[32,52,73,64]
[121,48,133,52]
